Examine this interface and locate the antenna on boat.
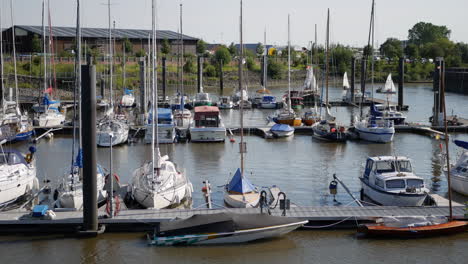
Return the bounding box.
[440,58,453,221]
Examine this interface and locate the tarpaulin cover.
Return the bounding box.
[227,168,256,193]
[270,124,294,132]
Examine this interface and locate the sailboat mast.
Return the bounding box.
[263,28,267,90]
[287,14,291,111]
[151,0,160,179]
[441,62,453,220]
[9,0,18,106]
[360,0,374,118]
[370,0,375,97]
[325,9,329,105]
[239,0,244,176]
[0,3,4,111]
[108,0,113,108]
[180,3,184,107]
[76,0,82,151]
[42,0,47,93]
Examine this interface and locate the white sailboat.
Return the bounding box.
[377,73,397,94]
[445,140,468,196]
[131,0,192,209]
[96,0,129,147]
[55,0,107,209]
[224,0,260,208]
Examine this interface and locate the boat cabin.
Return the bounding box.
[363,156,425,192]
[195,93,210,102]
[193,106,221,128]
[0,149,27,166]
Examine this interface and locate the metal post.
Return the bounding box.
[139,58,146,125]
[360,59,367,117]
[81,58,98,233]
[433,58,442,126]
[350,57,355,103]
[100,78,105,99]
[109,134,113,218]
[162,57,166,102]
[219,59,224,95]
[398,57,404,110]
[197,56,202,93]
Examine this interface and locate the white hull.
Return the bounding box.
[446,171,468,196]
[132,183,191,209]
[361,179,427,206]
[57,173,107,209]
[96,120,129,147]
[120,94,135,108]
[355,120,395,143]
[144,125,176,144]
[260,102,277,109]
[0,167,37,206]
[224,192,260,208]
[37,112,65,127]
[190,127,226,142]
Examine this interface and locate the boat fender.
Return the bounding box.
[43,210,56,220]
[331,128,337,133]
[106,195,121,217]
[329,180,338,195]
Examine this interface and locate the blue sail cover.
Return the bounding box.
[454,140,468,150]
[227,168,256,193]
[270,124,294,132]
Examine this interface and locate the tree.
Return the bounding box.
[267,60,284,79]
[363,44,373,57]
[31,34,41,53]
[456,42,468,64]
[183,58,196,73]
[408,22,451,46]
[404,43,420,59]
[332,45,354,74]
[196,39,207,55]
[214,45,231,65]
[228,42,237,56]
[161,38,171,56]
[135,49,146,58]
[379,38,403,58]
[255,42,264,57]
[123,38,133,54]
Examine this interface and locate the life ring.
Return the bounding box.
[106,195,121,216]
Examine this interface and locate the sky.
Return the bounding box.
[1,0,467,48]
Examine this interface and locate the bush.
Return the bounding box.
[204,64,217,77]
[183,59,196,73]
[267,60,284,79]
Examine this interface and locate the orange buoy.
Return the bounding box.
[230,138,236,143]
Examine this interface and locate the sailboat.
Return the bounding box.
[371,74,406,125]
[445,140,468,196]
[270,17,301,127]
[354,0,395,143]
[341,71,365,102]
[131,0,192,209]
[377,73,397,94]
[54,0,108,209]
[358,57,468,238]
[255,30,277,109]
[302,42,320,126]
[34,1,65,128]
[96,0,129,147]
[224,0,260,209]
[311,9,347,142]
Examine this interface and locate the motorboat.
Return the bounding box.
[311,119,347,142]
[119,88,136,108]
[259,95,277,109]
[35,94,65,127]
[148,212,307,246]
[0,146,38,207]
[189,106,226,143]
[359,156,429,206]
[446,140,468,196]
[145,108,176,144]
[218,96,234,109]
[270,124,294,137]
[370,103,406,125]
[96,118,129,147]
[224,168,260,208]
[193,92,213,107]
[131,154,193,209]
[354,116,395,143]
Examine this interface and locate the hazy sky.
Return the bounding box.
[1,0,467,48]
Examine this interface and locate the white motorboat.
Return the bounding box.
[37,107,65,127]
[119,89,136,108]
[148,213,307,246]
[354,116,395,143]
[218,96,234,109]
[259,95,277,109]
[370,103,406,125]
[189,106,226,143]
[0,147,38,207]
[96,118,129,147]
[360,156,428,206]
[145,108,176,144]
[446,140,468,196]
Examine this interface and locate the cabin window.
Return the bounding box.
[364,160,373,179]
[386,179,405,189]
[375,178,384,188]
[407,179,424,188]
[397,160,412,172]
[0,153,21,165]
[166,164,176,173]
[375,161,395,173]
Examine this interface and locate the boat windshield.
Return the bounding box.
[397,160,412,172]
[385,179,405,189]
[197,93,209,101]
[375,161,396,173]
[0,152,23,165]
[407,179,424,188]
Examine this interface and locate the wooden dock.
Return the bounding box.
[0,205,465,234]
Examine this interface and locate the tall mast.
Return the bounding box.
[370,0,375,97]
[42,0,47,94]
[239,0,244,177]
[361,0,375,118]
[287,14,291,111]
[325,9,329,105]
[441,61,453,220]
[151,0,160,181]
[0,1,4,111]
[108,0,113,108]
[263,27,267,91]
[180,3,184,108]
[9,0,18,105]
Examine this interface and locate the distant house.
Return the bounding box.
[1,25,199,56]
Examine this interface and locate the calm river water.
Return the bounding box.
[1,83,468,263]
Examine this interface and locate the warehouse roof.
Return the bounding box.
[11,25,198,41]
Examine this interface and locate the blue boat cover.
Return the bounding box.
[124,88,133,95]
[370,103,383,117]
[271,124,294,132]
[454,140,468,150]
[148,108,173,124]
[227,168,256,193]
[42,94,59,106]
[262,95,276,102]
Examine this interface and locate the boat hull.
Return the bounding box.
[132,182,191,209]
[224,192,260,208]
[360,178,427,206]
[274,118,302,127]
[447,172,468,196]
[259,102,277,109]
[355,127,394,143]
[358,221,468,238]
[144,125,176,144]
[189,127,226,142]
[271,130,294,137]
[0,168,37,206]
[37,114,65,127]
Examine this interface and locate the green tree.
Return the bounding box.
[31,34,41,53]
[135,49,146,58]
[214,45,231,65]
[404,43,420,59]
[204,64,217,77]
[379,38,403,58]
[332,44,354,74]
[161,38,171,56]
[123,38,133,54]
[183,58,196,73]
[456,42,468,64]
[408,22,451,46]
[255,42,264,57]
[228,42,237,56]
[196,39,207,55]
[267,60,284,79]
[363,44,373,57]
